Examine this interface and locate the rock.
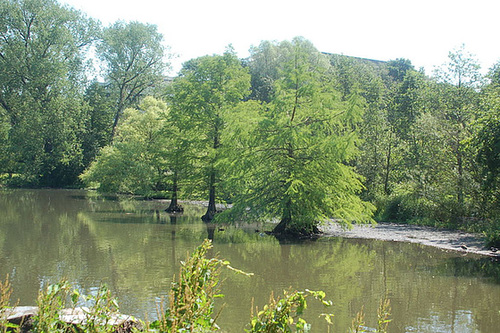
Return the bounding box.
[1,306,142,332]
[0,306,37,330]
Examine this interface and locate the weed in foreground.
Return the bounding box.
[34,280,72,333]
[75,285,121,333]
[350,298,392,333]
[246,289,334,333]
[0,275,19,332]
[150,239,249,332]
[1,240,391,332]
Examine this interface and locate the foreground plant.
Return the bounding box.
[34,280,73,333]
[151,239,251,332]
[246,289,334,332]
[75,285,121,333]
[0,275,19,333]
[35,280,124,333]
[350,298,391,333]
[2,241,391,332]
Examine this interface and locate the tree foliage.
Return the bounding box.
[1,0,499,240]
[167,48,251,221]
[97,21,169,138]
[0,0,99,186]
[81,97,171,195]
[220,38,374,236]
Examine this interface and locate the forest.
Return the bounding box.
[1,0,500,242]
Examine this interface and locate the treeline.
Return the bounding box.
[0,0,167,187]
[1,0,500,239]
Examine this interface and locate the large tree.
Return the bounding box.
[81,97,171,195]
[0,0,99,186]
[168,48,251,221]
[97,21,169,138]
[222,38,374,237]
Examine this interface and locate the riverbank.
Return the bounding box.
[181,199,499,258]
[321,222,499,258]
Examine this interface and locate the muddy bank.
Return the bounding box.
[321,222,499,258]
[171,199,499,257]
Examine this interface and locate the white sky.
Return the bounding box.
[59,0,500,76]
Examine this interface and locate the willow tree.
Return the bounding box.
[0,0,99,186]
[97,21,169,138]
[168,48,251,221]
[222,38,374,237]
[81,97,170,195]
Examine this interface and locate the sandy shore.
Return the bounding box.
[321,222,499,258]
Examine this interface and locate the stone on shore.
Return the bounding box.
[0,306,142,332]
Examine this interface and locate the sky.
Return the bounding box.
[59,0,500,76]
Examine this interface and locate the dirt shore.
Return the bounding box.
[321,222,499,258]
[176,200,499,258]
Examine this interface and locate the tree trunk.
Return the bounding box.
[111,85,126,139]
[272,199,321,239]
[201,170,217,222]
[383,132,393,195]
[273,216,291,235]
[272,200,292,235]
[165,171,183,213]
[202,129,220,222]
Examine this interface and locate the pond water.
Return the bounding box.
[0,189,499,332]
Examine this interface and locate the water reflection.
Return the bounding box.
[0,189,499,332]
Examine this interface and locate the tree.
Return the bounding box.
[247,40,285,103]
[473,62,500,215]
[221,38,374,237]
[432,45,482,218]
[0,0,99,186]
[385,46,483,224]
[81,81,116,166]
[168,48,251,221]
[80,97,171,196]
[97,21,169,138]
[328,54,390,203]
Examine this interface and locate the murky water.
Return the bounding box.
[1,189,499,332]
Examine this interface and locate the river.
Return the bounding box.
[0,189,499,332]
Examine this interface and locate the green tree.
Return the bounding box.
[247,40,286,103]
[328,54,391,203]
[97,21,169,138]
[81,97,171,195]
[81,81,116,166]
[432,45,482,219]
[385,69,428,194]
[222,38,374,237]
[384,46,483,224]
[168,48,251,221]
[473,62,500,215]
[0,0,99,186]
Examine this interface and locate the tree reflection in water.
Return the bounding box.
[0,189,499,332]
